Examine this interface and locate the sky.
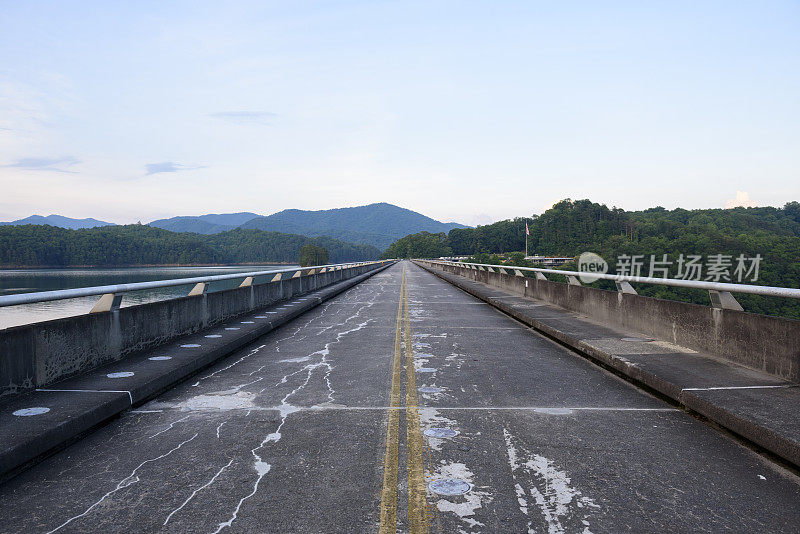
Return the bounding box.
[1,1,798,226]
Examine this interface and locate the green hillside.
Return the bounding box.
[0,225,380,266]
[382,199,800,319]
[148,212,259,234]
[241,202,466,250]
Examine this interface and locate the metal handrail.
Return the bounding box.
[0,261,381,308]
[423,260,800,300]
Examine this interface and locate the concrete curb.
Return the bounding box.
[0,263,392,482]
[415,261,800,468]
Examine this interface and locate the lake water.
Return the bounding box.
[0,265,296,330]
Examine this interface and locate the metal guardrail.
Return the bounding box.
[0,261,384,313]
[422,259,800,311]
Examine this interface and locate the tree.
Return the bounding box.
[379,198,800,319]
[298,244,330,266]
[0,225,377,267]
[381,232,451,259]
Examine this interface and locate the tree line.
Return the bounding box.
[0,225,380,266]
[298,244,330,266]
[382,199,800,319]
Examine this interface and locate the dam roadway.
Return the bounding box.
[1,261,799,533]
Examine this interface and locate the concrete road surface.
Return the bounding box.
[1,261,799,533]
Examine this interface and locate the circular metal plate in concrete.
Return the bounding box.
[429,478,471,496]
[424,427,459,438]
[149,356,172,361]
[418,386,443,393]
[13,407,50,417]
[107,372,134,378]
[416,368,437,373]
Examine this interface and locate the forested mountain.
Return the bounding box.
[385,200,800,258]
[7,204,466,249]
[0,225,379,266]
[0,214,115,229]
[382,199,800,319]
[148,212,259,234]
[240,203,467,250]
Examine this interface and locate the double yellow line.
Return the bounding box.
[379,265,430,534]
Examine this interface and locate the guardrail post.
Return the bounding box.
[514,269,524,277]
[709,290,744,311]
[239,276,254,287]
[535,272,547,281]
[188,282,208,296]
[567,276,582,286]
[615,281,637,294]
[90,293,123,313]
[292,270,302,279]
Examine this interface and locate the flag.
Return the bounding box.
[525,222,530,236]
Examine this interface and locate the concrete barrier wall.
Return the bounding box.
[0,263,386,399]
[417,261,800,383]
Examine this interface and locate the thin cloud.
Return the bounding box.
[145,162,206,175]
[208,111,276,124]
[2,156,80,173]
[466,213,494,226]
[725,191,757,209]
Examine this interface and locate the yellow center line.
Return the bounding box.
[378,266,405,533]
[404,275,430,534]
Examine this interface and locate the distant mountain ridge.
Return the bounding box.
[3,203,468,250]
[240,203,467,250]
[149,212,258,234]
[0,215,115,229]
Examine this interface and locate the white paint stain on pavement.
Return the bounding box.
[414,333,447,339]
[213,368,313,532]
[214,283,383,532]
[430,461,490,530]
[418,384,447,401]
[278,356,310,363]
[46,433,199,533]
[192,344,267,386]
[163,458,234,526]
[148,414,191,439]
[212,454,271,533]
[503,428,599,534]
[178,391,258,412]
[420,407,458,451]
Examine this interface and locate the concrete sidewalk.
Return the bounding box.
[0,266,389,482]
[415,261,800,468]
